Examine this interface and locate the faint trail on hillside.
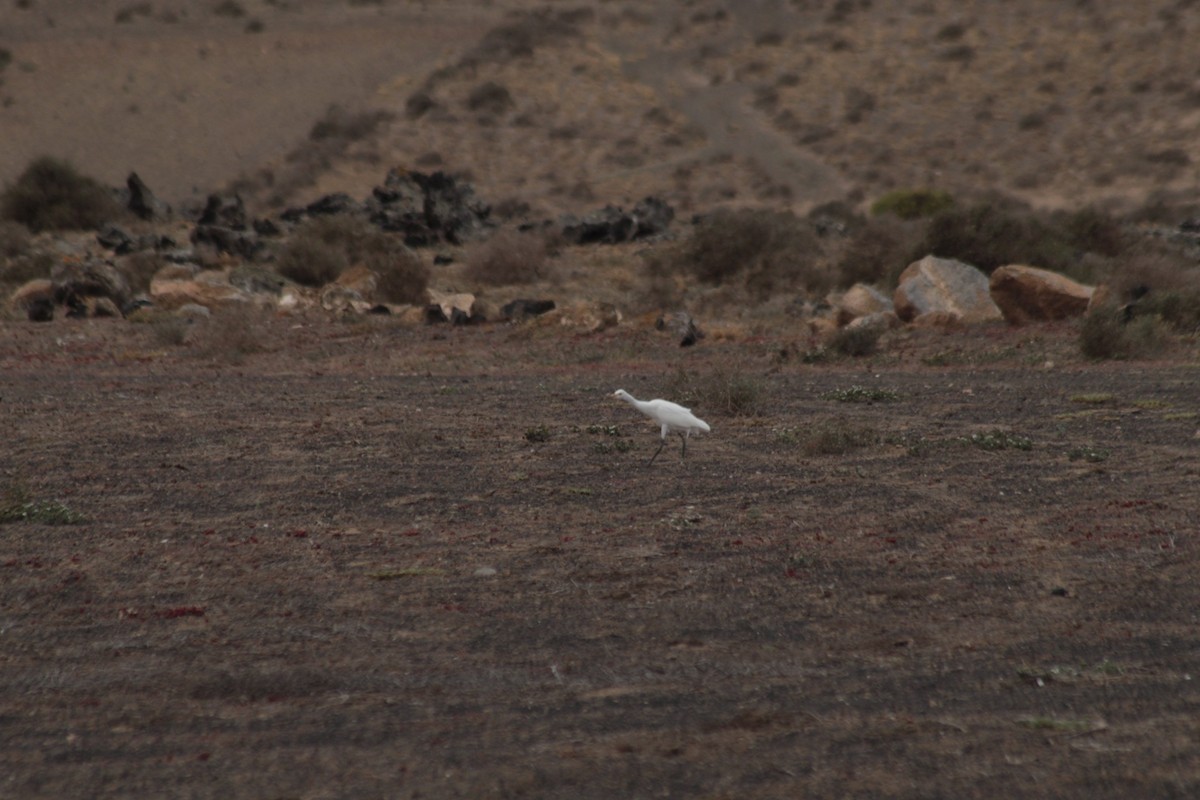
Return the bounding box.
[600,2,848,210]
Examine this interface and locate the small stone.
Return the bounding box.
[473,566,498,577]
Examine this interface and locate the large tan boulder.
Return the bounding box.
[893,255,1002,324]
[989,265,1094,324]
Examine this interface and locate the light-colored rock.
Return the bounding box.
[427,288,477,322]
[335,265,378,300]
[177,303,212,320]
[87,297,122,318]
[556,300,622,333]
[51,258,132,309]
[807,315,840,340]
[150,270,250,311]
[153,262,200,282]
[844,310,899,332]
[320,284,371,315]
[9,279,54,312]
[893,255,1003,324]
[1088,284,1115,312]
[276,286,316,314]
[910,310,965,329]
[989,265,1094,324]
[837,283,894,325]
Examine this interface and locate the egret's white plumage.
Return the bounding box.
[613,389,711,465]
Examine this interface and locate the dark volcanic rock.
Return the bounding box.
[97,225,175,255]
[198,193,248,230]
[282,193,363,223]
[561,196,674,244]
[51,258,132,312]
[191,225,263,259]
[96,224,135,254]
[253,218,283,237]
[26,297,55,322]
[366,168,490,247]
[502,298,556,320]
[126,172,171,221]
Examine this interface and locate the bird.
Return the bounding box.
[612,389,711,465]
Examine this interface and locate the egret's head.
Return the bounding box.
[612,389,629,400]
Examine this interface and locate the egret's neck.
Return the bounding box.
[620,393,646,412]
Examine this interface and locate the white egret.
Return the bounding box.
[612,389,711,465]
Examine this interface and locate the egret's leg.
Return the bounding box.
[679,432,688,459]
[648,436,667,466]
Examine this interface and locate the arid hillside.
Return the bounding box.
[2,0,1198,221]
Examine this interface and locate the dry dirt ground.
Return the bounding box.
[3,315,1199,798]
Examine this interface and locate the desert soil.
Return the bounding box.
[3,316,1199,798]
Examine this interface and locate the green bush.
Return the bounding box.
[1,157,124,233]
[870,188,954,220]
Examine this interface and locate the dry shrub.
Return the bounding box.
[464,229,549,286]
[1079,306,1166,360]
[118,251,166,294]
[0,220,31,258]
[308,104,394,143]
[668,367,763,417]
[663,208,828,299]
[1107,244,1200,334]
[277,214,428,302]
[148,313,191,347]
[374,247,430,305]
[1,156,124,233]
[914,197,1119,275]
[466,81,515,115]
[194,305,266,364]
[837,216,921,288]
[829,323,885,357]
[870,188,954,220]
[466,9,585,66]
[798,418,880,456]
[211,0,245,18]
[405,90,437,120]
[276,225,349,287]
[2,250,54,286]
